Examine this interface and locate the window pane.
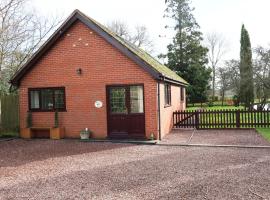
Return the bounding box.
[130,86,144,113]
[110,88,127,114]
[54,89,65,109]
[165,84,171,105]
[41,89,54,110]
[181,87,184,101]
[30,91,40,109]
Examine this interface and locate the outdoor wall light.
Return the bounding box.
[76,68,82,75]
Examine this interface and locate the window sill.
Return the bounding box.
[164,104,171,108]
[29,109,67,112]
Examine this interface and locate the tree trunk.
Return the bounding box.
[221,90,225,106]
[212,70,215,101]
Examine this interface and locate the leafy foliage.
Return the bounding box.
[239,25,254,108]
[162,0,211,103]
[1,94,19,132]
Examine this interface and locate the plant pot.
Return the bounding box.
[20,128,32,139]
[50,127,65,140]
[80,132,90,140]
[80,129,92,140]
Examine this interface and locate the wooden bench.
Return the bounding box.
[20,127,64,139]
[30,127,51,138]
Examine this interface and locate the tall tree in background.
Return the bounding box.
[217,67,230,106]
[205,32,227,101]
[217,59,241,106]
[253,46,270,109]
[163,0,211,103]
[225,59,241,96]
[0,0,61,94]
[107,21,154,53]
[239,25,254,108]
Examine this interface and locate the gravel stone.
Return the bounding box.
[1,139,270,199]
[162,129,270,146]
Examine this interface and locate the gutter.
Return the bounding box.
[157,75,187,141]
[162,76,189,87]
[157,81,161,141]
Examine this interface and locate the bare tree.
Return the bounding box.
[130,25,154,51]
[217,67,230,105]
[107,20,130,39]
[253,46,270,109]
[217,59,240,106]
[225,59,240,95]
[205,32,227,101]
[0,0,61,93]
[107,20,154,53]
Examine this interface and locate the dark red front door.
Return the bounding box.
[107,85,145,139]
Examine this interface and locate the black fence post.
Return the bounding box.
[195,110,199,129]
[236,110,240,128]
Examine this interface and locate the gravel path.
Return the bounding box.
[1,139,270,199]
[162,129,270,146]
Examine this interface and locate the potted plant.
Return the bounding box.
[149,133,155,140]
[50,111,65,139]
[20,111,32,139]
[80,128,92,140]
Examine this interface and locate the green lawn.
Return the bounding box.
[256,128,270,142]
[187,105,244,111]
[187,101,231,107]
[182,106,269,129]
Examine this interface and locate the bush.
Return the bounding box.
[233,95,240,107]
[1,94,19,132]
[207,101,214,107]
[208,96,219,102]
[26,111,32,128]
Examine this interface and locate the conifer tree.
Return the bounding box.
[239,25,254,108]
[162,0,211,103]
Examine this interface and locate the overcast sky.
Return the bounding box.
[32,0,270,62]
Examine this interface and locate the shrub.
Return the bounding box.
[233,95,240,107]
[207,101,214,107]
[26,111,32,128]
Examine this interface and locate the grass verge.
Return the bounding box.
[0,131,19,138]
[187,106,244,111]
[256,128,270,142]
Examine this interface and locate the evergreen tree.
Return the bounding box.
[162,0,211,103]
[239,25,254,108]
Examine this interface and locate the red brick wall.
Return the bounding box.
[159,83,186,138]
[19,20,158,139]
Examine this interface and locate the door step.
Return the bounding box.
[80,138,158,145]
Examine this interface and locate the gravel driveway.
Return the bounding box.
[161,129,270,146]
[1,139,270,199]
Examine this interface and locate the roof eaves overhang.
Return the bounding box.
[159,75,189,87]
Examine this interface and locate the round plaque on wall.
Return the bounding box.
[95,101,103,108]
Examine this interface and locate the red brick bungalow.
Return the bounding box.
[10,10,188,140]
